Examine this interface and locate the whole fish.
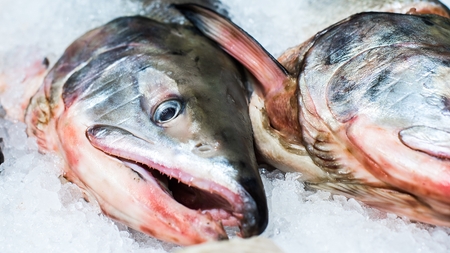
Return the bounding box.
[177,3,450,226]
[24,15,267,245]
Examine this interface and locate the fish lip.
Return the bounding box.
[94,144,253,232]
[85,124,265,239]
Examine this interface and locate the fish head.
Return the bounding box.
[283,12,450,225]
[27,17,267,245]
[175,4,450,226]
[320,13,450,223]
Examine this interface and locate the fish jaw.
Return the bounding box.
[56,113,230,245]
[347,116,450,211]
[85,124,262,230]
[56,108,264,245]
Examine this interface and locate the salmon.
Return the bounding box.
[177,3,450,227]
[23,15,268,245]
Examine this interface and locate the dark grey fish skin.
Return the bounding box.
[25,16,267,245]
[298,13,450,161]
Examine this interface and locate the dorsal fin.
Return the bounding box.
[175,4,290,96]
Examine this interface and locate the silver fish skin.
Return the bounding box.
[177,4,450,227]
[24,16,268,245]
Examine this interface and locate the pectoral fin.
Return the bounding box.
[174,4,289,95]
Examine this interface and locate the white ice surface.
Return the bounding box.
[1,0,450,252]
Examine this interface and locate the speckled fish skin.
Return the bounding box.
[286,13,450,224]
[178,3,450,227]
[24,16,267,245]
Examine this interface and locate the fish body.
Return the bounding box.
[178,3,450,226]
[24,16,267,245]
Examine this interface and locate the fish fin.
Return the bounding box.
[400,126,450,159]
[24,87,53,152]
[175,4,289,95]
[310,182,450,226]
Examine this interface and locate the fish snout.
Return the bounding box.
[238,176,269,237]
[228,160,268,237]
[191,137,268,236]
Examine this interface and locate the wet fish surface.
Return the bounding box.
[23,13,268,245]
[177,2,450,227]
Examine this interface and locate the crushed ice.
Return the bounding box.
[0,119,179,253]
[260,170,450,253]
[1,0,450,252]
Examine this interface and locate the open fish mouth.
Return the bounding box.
[85,124,254,239]
[118,157,244,228]
[22,13,267,245]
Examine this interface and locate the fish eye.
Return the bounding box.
[153,100,182,124]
